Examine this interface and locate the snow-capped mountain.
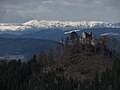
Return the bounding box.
[0,23,31,31]
[23,20,111,28]
[0,20,120,32]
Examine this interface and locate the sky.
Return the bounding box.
[0,0,120,23]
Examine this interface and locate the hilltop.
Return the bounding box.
[43,32,117,80]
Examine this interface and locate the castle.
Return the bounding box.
[60,31,105,48]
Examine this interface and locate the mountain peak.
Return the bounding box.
[23,20,39,26]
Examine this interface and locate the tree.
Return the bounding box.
[69,32,79,43]
[93,71,100,90]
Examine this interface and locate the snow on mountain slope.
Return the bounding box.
[64,29,80,34]
[0,24,21,31]
[101,32,120,36]
[0,20,119,32]
[0,23,31,31]
[23,20,112,28]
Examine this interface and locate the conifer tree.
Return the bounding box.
[93,71,100,90]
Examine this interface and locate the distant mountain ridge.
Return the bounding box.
[0,20,120,33]
[0,28,120,41]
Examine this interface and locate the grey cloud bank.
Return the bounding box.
[0,0,120,23]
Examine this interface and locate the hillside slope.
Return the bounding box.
[0,38,58,60]
[43,35,118,80]
[45,50,114,80]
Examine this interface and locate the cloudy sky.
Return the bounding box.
[0,0,120,23]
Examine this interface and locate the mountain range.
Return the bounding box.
[0,28,120,41]
[0,20,120,33]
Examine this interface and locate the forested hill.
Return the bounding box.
[0,32,120,90]
[43,32,119,79]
